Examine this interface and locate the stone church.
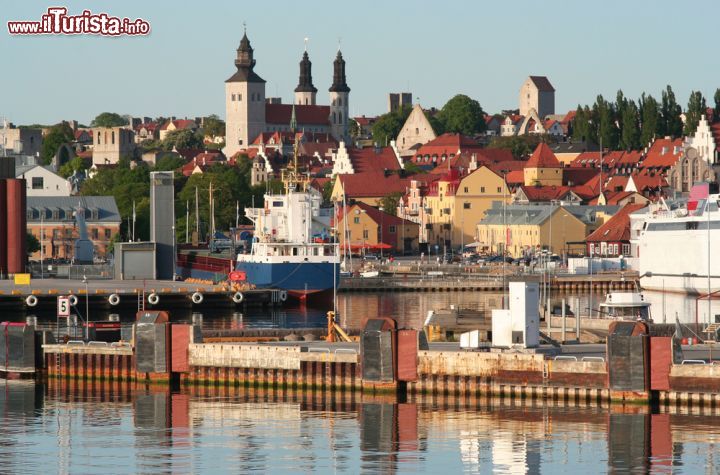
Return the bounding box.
[224,31,350,157]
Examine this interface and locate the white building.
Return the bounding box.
[16,164,72,197]
[684,114,717,165]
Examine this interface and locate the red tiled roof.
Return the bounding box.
[348,147,401,174]
[353,116,376,126]
[345,201,415,226]
[505,170,524,185]
[563,168,601,187]
[412,133,481,163]
[561,110,576,125]
[265,104,330,125]
[605,175,629,193]
[630,172,668,191]
[519,185,572,202]
[337,172,412,199]
[526,143,561,168]
[640,138,683,168]
[161,119,196,131]
[585,204,646,243]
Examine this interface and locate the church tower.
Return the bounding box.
[294,49,317,106]
[328,50,350,143]
[224,30,266,158]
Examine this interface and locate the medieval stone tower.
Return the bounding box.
[328,50,350,143]
[224,31,266,157]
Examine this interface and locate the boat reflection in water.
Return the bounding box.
[0,380,718,473]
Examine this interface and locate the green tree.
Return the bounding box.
[571,105,596,143]
[378,192,404,217]
[59,156,88,178]
[684,90,707,136]
[593,95,618,150]
[436,94,486,135]
[40,122,74,165]
[322,178,335,205]
[714,88,720,122]
[660,85,683,138]
[371,106,412,146]
[27,233,40,255]
[90,112,128,127]
[487,135,543,159]
[162,129,204,150]
[349,119,361,140]
[639,93,660,146]
[154,153,185,172]
[619,100,640,150]
[202,114,225,138]
[402,161,427,174]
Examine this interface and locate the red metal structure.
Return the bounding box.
[6,179,26,275]
[0,179,7,276]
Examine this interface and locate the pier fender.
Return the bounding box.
[231,291,243,304]
[147,293,160,305]
[25,295,38,307]
[68,294,78,306]
[279,290,288,302]
[108,293,120,306]
[192,292,204,305]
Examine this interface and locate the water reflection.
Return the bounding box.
[0,380,719,473]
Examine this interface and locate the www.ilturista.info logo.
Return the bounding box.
[7,7,150,36]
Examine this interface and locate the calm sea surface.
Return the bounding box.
[0,381,719,474]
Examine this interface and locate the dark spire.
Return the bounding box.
[290,104,297,132]
[329,50,350,93]
[226,30,265,83]
[294,51,317,93]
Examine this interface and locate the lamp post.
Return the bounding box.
[501,169,509,308]
[378,206,384,259]
[171,225,176,280]
[40,214,44,279]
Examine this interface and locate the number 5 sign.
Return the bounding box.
[57,296,70,317]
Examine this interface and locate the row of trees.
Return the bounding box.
[79,155,273,243]
[572,86,720,151]
[371,94,487,145]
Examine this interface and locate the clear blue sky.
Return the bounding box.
[2,0,718,126]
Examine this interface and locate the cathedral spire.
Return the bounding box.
[290,104,297,132]
[227,29,265,83]
[294,50,317,94]
[329,50,350,93]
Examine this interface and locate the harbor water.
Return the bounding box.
[0,381,719,473]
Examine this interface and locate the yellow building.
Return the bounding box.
[476,204,590,258]
[338,202,420,254]
[331,172,410,207]
[523,142,563,187]
[424,166,511,251]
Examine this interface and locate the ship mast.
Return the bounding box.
[282,136,309,193]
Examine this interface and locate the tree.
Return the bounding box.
[202,114,225,138]
[162,129,204,150]
[571,105,596,143]
[378,192,404,217]
[322,178,335,205]
[40,122,74,165]
[435,94,486,135]
[714,89,720,122]
[402,161,427,174]
[684,90,707,136]
[593,95,618,150]
[660,85,683,138]
[154,153,185,172]
[487,135,543,159]
[27,233,40,255]
[371,106,412,146]
[619,100,640,150]
[59,156,87,178]
[91,112,128,128]
[639,93,660,147]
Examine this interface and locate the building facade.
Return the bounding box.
[338,202,419,255]
[26,196,121,261]
[396,104,437,156]
[0,124,42,157]
[519,76,555,119]
[16,165,72,197]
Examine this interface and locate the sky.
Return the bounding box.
[2,0,719,126]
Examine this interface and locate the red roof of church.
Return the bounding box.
[413,133,482,161]
[348,147,400,174]
[265,104,330,125]
[160,119,196,131]
[526,143,561,168]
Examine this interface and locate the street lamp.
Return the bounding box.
[378,206,384,259]
[501,169,509,308]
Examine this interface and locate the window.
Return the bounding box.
[389,225,396,233]
[497,187,502,193]
[65,228,72,238]
[463,202,471,209]
[31,177,43,189]
[111,131,115,145]
[464,187,468,193]
[480,187,485,193]
[622,244,630,255]
[363,229,369,239]
[353,217,360,224]
[239,93,242,101]
[105,229,111,239]
[232,94,236,101]
[92,229,98,240]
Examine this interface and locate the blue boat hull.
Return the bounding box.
[235,261,340,299]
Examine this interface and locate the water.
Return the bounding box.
[1,381,719,474]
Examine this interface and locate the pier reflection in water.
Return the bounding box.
[0,381,719,473]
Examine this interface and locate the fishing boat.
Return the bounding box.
[234,141,339,302]
[598,292,652,322]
